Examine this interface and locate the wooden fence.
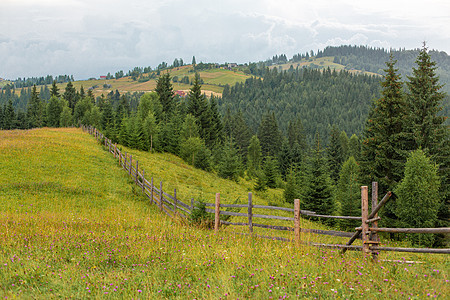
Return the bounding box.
[82,126,450,258]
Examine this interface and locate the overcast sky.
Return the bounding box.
[1,0,449,80]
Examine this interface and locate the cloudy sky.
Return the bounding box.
[1,0,449,80]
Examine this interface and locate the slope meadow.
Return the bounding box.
[0,128,448,299]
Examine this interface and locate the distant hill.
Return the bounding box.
[315,45,450,94]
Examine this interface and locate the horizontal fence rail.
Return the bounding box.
[82,126,450,259]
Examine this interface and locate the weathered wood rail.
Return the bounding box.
[82,126,450,258]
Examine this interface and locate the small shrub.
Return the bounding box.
[189,202,214,228]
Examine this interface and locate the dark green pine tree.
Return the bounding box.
[287,117,307,150]
[155,73,175,117]
[303,133,334,224]
[46,96,63,127]
[290,141,303,168]
[406,43,447,156]
[187,73,211,143]
[278,138,291,180]
[159,113,182,155]
[361,54,407,192]
[218,138,241,182]
[339,131,349,161]
[207,95,224,147]
[64,81,77,113]
[116,95,130,120]
[284,167,299,204]
[232,110,251,162]
[100,98,114,138]
[50,80,60,98]
[258,112,282,158]
[3,99,16,129]
[327,125,344,183]
[406,43,449,230]
[263,156,279,189]
[127,116,145,150]
[79,85,85,99]
[348,134,361,162]
[27,85,44,128]
[118,117,129,147]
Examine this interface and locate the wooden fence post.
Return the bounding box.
[159,181,163,211]
[215,193,220,232]
[174,189,177,217]
[294,199,301,246]
[124,152,127,170]
[361,186,371,255]
[150,177,153,205]
[108,140,111,153]
[142,169,145,193]
[135,160,139,184]
[248,192,253,233]
[114,143,117,158]
[129,155,132,176]
[371,182,380,261]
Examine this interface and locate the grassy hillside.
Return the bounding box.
[51,65,252,98]
[0,128,448,298]
[269,56,380,77]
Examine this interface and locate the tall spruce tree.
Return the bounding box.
[362,54,407,192]
[187,73,211,143]
[263,156,279,189]
[46,96,63,127]
[303,133,334,224]
[218,139,241,182]
[50,80,60,98]
[287,117,307,150]
[327,125,344,183]
[258,112,282,157]
[339,131,349,161]
[64,81,77,113]
[155,73,175,117]
[406,43,449,229]
[3,99,15,129]
[207,95,224,147]
[284,167,300,204]
[231,111,251,162]
[27,85,44,128]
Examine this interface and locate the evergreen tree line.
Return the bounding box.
[0,80,142,131]
[13,74,73,88]
[317,45,450,94]
[220,66,382,145]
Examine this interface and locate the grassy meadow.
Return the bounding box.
[0,128,448,299]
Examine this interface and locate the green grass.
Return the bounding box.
[0,128,448,298]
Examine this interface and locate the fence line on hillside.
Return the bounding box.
[82,126,450,258]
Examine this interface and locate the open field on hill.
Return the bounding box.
[270,56,381,77]
[0,128,448,298]
[49,65,251,98]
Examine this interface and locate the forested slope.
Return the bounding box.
[220,67,382,143]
